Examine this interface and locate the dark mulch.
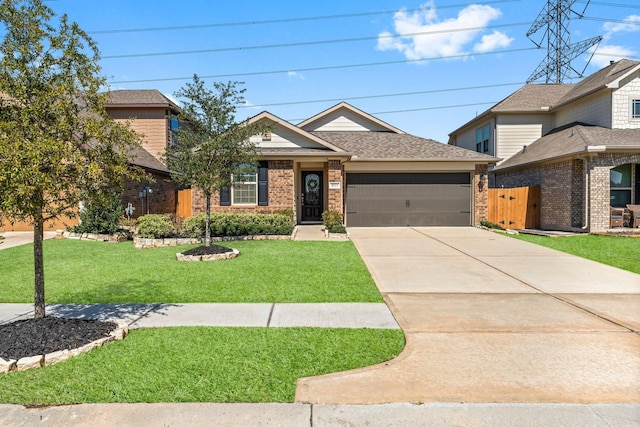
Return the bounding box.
[181,244,234,256]
[0,317,117,361]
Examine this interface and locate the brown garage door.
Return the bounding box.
[345,173,471,227]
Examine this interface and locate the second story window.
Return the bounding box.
[632,99,640,119]
[476,125,490,153]
[169,117,179,145]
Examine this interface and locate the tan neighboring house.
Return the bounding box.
[106,90,181,218]
[191,102,497,227]
[448,59,640,232]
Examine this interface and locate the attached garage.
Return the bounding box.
[345,173,472,227]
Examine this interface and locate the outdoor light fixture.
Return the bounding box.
[478,174,486,192]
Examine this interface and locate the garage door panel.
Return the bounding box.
[346,173,472,227]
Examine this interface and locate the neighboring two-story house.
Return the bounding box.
[106,89,182,218]
[448,59,640,232]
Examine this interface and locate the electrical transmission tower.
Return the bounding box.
[526,0,602,84]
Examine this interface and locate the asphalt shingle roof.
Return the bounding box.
[313,131,497,162]
[128,145,170,174]
[108,89,180,110]
[495,124,640,171]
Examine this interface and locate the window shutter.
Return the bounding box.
[258,161,269,206]
[220,186,231,206]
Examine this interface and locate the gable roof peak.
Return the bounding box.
[298,101,406,134]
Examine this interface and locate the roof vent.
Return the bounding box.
[522,145,527,153]
[610,60,615,65]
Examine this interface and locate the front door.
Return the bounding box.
[302,171,323,222]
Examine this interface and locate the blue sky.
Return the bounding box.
[46,0,640,143]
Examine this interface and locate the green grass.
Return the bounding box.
[0,239,382,303]
[511,234,640,274]
[0,327,405,404]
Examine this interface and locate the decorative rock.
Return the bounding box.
[44,350,72,366]
[16,354,44,371]
[0,358,17,373]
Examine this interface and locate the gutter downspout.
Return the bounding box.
[581,156,590,231]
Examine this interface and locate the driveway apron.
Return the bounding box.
[296,227,640,404]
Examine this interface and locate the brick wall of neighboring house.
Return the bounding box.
[589,153,640,231]
[123,172,177,218]
[494,160,582,231]
[327,160,343,214]
[108,107,170,162]
[192,160,295,215]
[474,164,488,225]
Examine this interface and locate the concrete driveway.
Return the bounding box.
[0,231,57,250]
[296,227,640,404]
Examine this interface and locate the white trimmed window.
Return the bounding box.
[632,99,640,119]
[232,171,257,205]
[476,124,490,153]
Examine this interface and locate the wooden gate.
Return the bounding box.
[488,186,540,229]
[176,189,192,219]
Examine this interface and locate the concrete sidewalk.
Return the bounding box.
[0,302,399,329]
[2,402,638,427]
[0,231,57,250]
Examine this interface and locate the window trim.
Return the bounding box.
[631,99,640,120]
[231,171,258,206]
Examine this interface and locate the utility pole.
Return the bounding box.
[526,0,602,84]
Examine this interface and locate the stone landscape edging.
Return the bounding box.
[176,248,240,262]
[134,234,291,249]
[62,231,131,242]
[0,319,128,374]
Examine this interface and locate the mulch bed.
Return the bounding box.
[0,317,117,361]
[180,245,234,256]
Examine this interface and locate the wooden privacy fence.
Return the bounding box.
[176,189,192,219]
[488,186,540,229]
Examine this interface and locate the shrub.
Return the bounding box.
[180,212,294,238]
[322,210,343,229]
[73,192,123,235]
[137,214,175,238]
[181,214,206,238]
[480,220,504,230]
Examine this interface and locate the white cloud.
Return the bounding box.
[603,14,640,39]
[163,93,180,106]
[242,100,261,110]
[287,71,304,80]
[589,44,638,68]
[376,1,510,61]
[473,31,513,53]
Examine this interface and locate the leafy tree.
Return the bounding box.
[0,0,142,318]
[166,75,269,247]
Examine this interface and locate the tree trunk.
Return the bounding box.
[33,217,45,318]
[205,192,211,247]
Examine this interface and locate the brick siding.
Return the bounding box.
[327,160,343,214]
[495,154,640,232]
[123,172,177,218]
[192,160,295,215]
[474,164,488,225]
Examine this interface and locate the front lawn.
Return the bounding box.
[0,327,404,404]
[511,234,640,274]
[0,239,382,303]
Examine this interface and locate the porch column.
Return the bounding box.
[474,164,489,225]
[327,160,343,215]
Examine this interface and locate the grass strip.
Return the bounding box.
[0,239,381,303]
[511,234,640,274]
[0,327,405,404]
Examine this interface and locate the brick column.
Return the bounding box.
[474,164,488,225]
[327,160,343,215]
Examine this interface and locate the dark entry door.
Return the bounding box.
[302,171,323,222]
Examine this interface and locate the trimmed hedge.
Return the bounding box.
[137,214,174,238]
[181,213,294,238]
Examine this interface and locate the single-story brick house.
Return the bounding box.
[191,102,497,227]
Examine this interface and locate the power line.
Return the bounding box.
[88,0,520,35]
[102,22,530,60]
[285,101,500,122]
[107,47,539,84]
[239,82,525,109]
